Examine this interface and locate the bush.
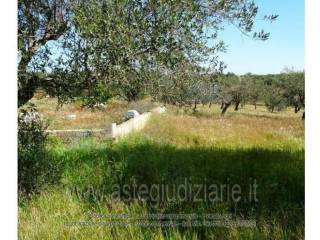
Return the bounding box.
[18,103,49,194]
[82,82,113,108]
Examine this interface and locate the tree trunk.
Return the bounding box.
[18,55,39,107]
[18,76,38,107]
[220,101,224,109]
[221,102,231,115]
[18,8,68,107]
[234,101,240,111]
[254,102,257,109]
[209,101,212,108]
[193,100,197,112]
[302,111,305,120]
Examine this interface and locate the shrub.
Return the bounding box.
[81,82,113,108]
[18,103,49,194]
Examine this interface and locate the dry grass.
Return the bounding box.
[142,104,304,149]
[28,95,159,130]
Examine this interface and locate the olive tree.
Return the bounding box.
[18,0,72,107]
[261,75,287,113]
[282,71,305,117]
[244,74,263,109]
[18,0,277,107]
[151,63,215,112]
[216,73,249,115]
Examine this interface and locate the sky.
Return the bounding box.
[215,0,304,75]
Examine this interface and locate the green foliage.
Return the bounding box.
[18,104,49,194]
[19,135,304,239]
[18,104,62,195]
[18,0,277,107]
[81,81,113,107]
[212,72,304,115]
[263,85,287,113]
[18,0,70,106]
[261,71,305,114]
[214,73,249,114]
[281,71,305,112]
[244,74,264,108]
[151,64,212,110]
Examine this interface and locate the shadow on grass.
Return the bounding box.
[18,136,304,238]
[52,138,304,234]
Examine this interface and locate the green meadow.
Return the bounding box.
[18,103,304,240]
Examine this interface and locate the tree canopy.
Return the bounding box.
[18,0,277,107]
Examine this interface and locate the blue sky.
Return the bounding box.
[215,0,304,75]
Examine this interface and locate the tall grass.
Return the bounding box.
[18,105,304,239]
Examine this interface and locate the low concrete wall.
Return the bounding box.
[46,127,112,138]
[112,112,151,139]
[46,107,165,139]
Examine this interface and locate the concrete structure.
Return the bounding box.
[46,128,112,138]
[126,110,140,120]
[46,107,165,140]
[113,112,151,138]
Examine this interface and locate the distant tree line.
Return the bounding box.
[147,68,304,119]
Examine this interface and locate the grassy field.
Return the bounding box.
[18,99,304,239]
[143,104,304,149]
[29,94,158,129]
